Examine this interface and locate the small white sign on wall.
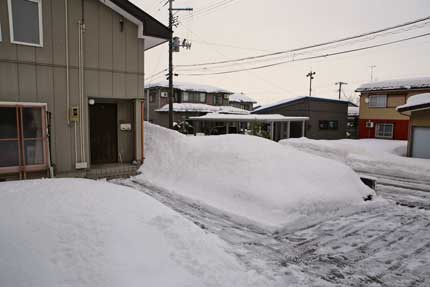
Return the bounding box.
[120,123,132,131]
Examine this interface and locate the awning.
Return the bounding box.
[189,113,309,123]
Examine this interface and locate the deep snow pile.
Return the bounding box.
[281,138,430,181]
[0,179,267,287]
[137,123,373,229]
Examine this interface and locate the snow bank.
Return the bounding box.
[0,179,268,287]
[145,80,233,94]
[397,93,430,111]
[356,76,430,92]
[137,123,373,230]
[156,103,250,114]
[281,138,430,181]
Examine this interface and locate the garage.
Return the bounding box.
[412,127,430,159]
[397,93,430,159]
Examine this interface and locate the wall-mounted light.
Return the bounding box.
[88,99,95,105]
[119,18,124,32]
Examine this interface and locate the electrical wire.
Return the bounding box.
[178,33,430,76]
[175,16,430,68]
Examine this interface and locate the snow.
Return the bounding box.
[229,93,257,103]
[397,93,430,111]
[281,138,430,182]
[189,113,308,122]
[253,96,349,113]
[348,106,359,116]
[145,80,233,94]
[0,178,268,287]
[156,103,250,114]
[136,123,373,230]
[356,76,430,92]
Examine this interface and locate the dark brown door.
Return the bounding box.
[90,103,118,164]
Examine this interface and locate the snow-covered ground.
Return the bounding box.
[136,123,373,230]
[0,179,269,287]
[281,138,430,182]
[119,180,430,287]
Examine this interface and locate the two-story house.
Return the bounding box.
[228,93,256,111]
[0,0,170,180]
[144,81,249,128]
[356,77,430,140]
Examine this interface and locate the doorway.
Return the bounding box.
[90,103,118,164]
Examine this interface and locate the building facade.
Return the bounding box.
[0,0,170,179]
[144,81,249,129]
[356,77,430,140]
[228,93,256,111]
[397,93,430,159]
[252,96,349,140]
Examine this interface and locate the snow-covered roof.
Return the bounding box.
[397,93,430,112]
[145,80,233,94]
[253,96,350,113]
[228,93,257,103]
[356,77,430,92]
[189,113,309,122]
[156,103,250,114]
[348,106,360,116]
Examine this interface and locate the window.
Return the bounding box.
[368,95,387,108]
[199,93,206,103]
[214,95,223,105]
[8,0,43,47]
[149,90,157,103]
[182,92,206,103]
[319,120,338,130]
[375,123,394,139]
[0,104,49,177]
[182,92,189,102]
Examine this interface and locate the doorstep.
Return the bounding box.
[57,163,140,180]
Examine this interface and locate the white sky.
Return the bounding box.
[132,0,430,105]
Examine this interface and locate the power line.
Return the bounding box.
[176,20,430,72]
[178,32,430,76]
[180,0,239,22]
[175,16,430,68]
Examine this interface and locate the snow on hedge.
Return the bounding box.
[356,77,430,92]
[0,179,268,287]
[145,80,233,94]
[397,93,430,111]
[281,138,430,182]
[156,103,250,114]
[137,123,373,230]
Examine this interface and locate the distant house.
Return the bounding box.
[252,96,349,140]
[355,77,430,140]
[228,93,257,111]
[397,93,430,159]
[144,81,249,129]
[0,0,170,179]
[347,105,360,139]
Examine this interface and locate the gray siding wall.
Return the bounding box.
[0,0,145,173]
[256,99,348,139]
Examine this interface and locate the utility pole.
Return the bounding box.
[335,82,348,100]
[369,65,376,82]
[168,1,193,129]
[306,70,316,97]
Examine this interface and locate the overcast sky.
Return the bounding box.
[132,0,430,105]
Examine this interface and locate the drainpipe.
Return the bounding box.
[65,0,70,125]
[78,18,86,163]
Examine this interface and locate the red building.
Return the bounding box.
[356,77,430,140]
